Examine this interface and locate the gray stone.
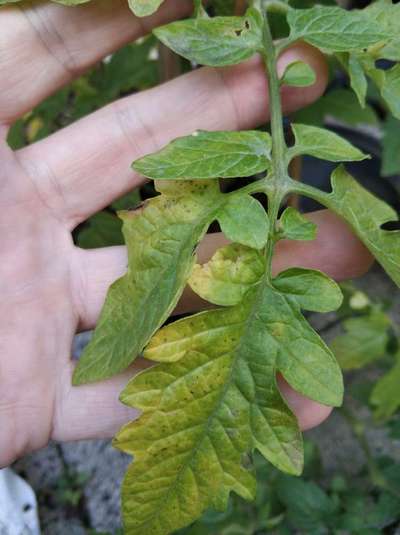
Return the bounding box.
[61,440,130,532]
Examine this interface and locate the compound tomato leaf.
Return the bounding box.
[324,166,400,287]
[273,268,343,313]
[133,130,272,180]
[128,0,164,16]
[287,6,391,52]
[288,124,369,163]
[154,8,263,67]
[330,310,390,370]
[188,243,265,307]
[73,181,223,385]
[279,207,317,242]
[217,194,269,250]
[115,269,343,534]
[370,352,400,421]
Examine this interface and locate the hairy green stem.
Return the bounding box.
[255,5,289,280]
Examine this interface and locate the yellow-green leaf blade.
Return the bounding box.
[326,166,400,287]
[188,244,265,307]
[73,181,221,385]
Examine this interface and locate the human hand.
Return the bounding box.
[0,0,373,467]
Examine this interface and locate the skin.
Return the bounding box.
[0,0,373,468]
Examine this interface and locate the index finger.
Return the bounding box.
[0,0,191,125]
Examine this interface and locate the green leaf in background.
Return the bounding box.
[188,244,265,307]
[73,181,224,385]
[287,6,391,53]
[154,9,263,67]
[288,124,369,162]
[116,260,343,533]
[133,131,272,180]
[370,352,400,421]
[331,310,390,370]
[77,211,124,249]
[276,476,336,533]
[217,194,269,249]
[279,207,317,241]
[280,61,316,88]
[128,0,164,17]
[295,89,378,128]
[324,166,400,287]
[382,116,400,177]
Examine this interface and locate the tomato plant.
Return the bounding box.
[4,0,400,534]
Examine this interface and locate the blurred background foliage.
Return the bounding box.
[6,0,400,532]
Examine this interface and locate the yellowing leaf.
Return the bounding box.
[116,266,343,533]
[188,244,265,307]
[73,181,223,385]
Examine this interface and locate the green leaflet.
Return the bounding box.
[287,6,391,53]
[280,61,316,88]
[279,207,317,242]
[133,131,272,180]
[347,54,368,107]
[115,265,343,534]
[217,194,269,250]
[371,352,400,421]
[273,268,343,313]
[154,9,263,67]
[324,166,400,288]
[295,166,400,288]
[188,244,265,307]
[73,181,224,385]
[288,124,369,163]
[128,0,164,17]
[331,311,390,371]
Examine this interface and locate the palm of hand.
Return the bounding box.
[0,0,372,467]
